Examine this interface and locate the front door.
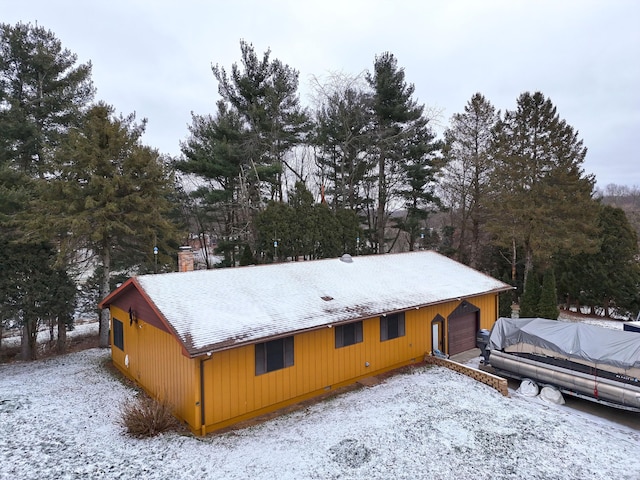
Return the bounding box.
[431,315,444,354]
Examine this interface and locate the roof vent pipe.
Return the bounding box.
[340,254,353,263]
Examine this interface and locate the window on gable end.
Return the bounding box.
[113,318,124,351]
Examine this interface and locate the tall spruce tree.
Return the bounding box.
[0,240,75,359]
[178,100,249,260]
[590,205,640,316]
[557,204,640,317]
[487,92,598,280]
[36,102,180,347]
[395,118,442,251]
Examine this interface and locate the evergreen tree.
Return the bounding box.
[212,40,310,202]
[255,200,293,263]
[0,22,94,175]
[441,93,499,268]
[311,77,373,212]
[335,207,362,256]
[487,92,599,280]
[395,118,442,251]
[312,202,346,258]
[36,102,180,347]
[177,101,249,258]
[520,270,541,318]
[366,52,426,253]
[538,269,560,319]
[0,22,93,353]
[254,182,360,262]
[593,205,640,316]
[239,244,255,266]
[498,273,515,318]
[558,204,640,317]
[0,240,75,359]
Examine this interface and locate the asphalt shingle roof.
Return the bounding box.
[122,251,511,356]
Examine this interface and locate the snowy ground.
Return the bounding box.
[1,319,99,349]
[1,348,639,479]
[558,310,630,330]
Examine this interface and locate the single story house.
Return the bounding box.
[99,250,512,435]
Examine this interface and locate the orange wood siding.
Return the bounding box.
[111,292,500,434]
[110,306,199,428]
[200,292,500,433]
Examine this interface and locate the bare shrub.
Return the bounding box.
[119,394,179,437]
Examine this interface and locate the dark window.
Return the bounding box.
[335,321,363,348]
[380,312,405,341]
[113,318,124,351]
[255,337,294,375]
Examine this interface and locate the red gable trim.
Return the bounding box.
[99,278,191,358]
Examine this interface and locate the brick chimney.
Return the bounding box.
[177,246,194,272]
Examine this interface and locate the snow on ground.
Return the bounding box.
[1,320,99,349]
[558,310,630,330]
[1,348,639,480]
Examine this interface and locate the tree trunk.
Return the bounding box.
[524,244,534,283]
[21,318,38,361]
[49,318,55,343]
[470,217,480,269]
[57,317,67,353]
[99,246,111,348]
[511,237,517,283]
[20,322,31,361]
[376,154,386,254]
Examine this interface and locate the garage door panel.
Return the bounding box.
[448,313,477,355]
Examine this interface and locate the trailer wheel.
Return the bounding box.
[518,378,539,397]
[540,385,565,405]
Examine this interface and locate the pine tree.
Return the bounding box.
[177,101,248,257]
[0,240,75,359]
[538,269,560,319]
[395,118,442,252]
[239,244,255,266]
[0,22,93,353]
[498,273,514,318]
[0,22,94,175]
[366,52,426,254]
[312,80,373,213]
[558,204,640,317]
[212,40,310,202]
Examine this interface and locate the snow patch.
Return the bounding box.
[1,349,639,479]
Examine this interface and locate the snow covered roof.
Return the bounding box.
[103,251,511,357]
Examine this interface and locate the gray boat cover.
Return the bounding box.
[489,317,640,370]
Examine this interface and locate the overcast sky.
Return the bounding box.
[4,0,639,189]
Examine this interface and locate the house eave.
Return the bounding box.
[187,287,510,359]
